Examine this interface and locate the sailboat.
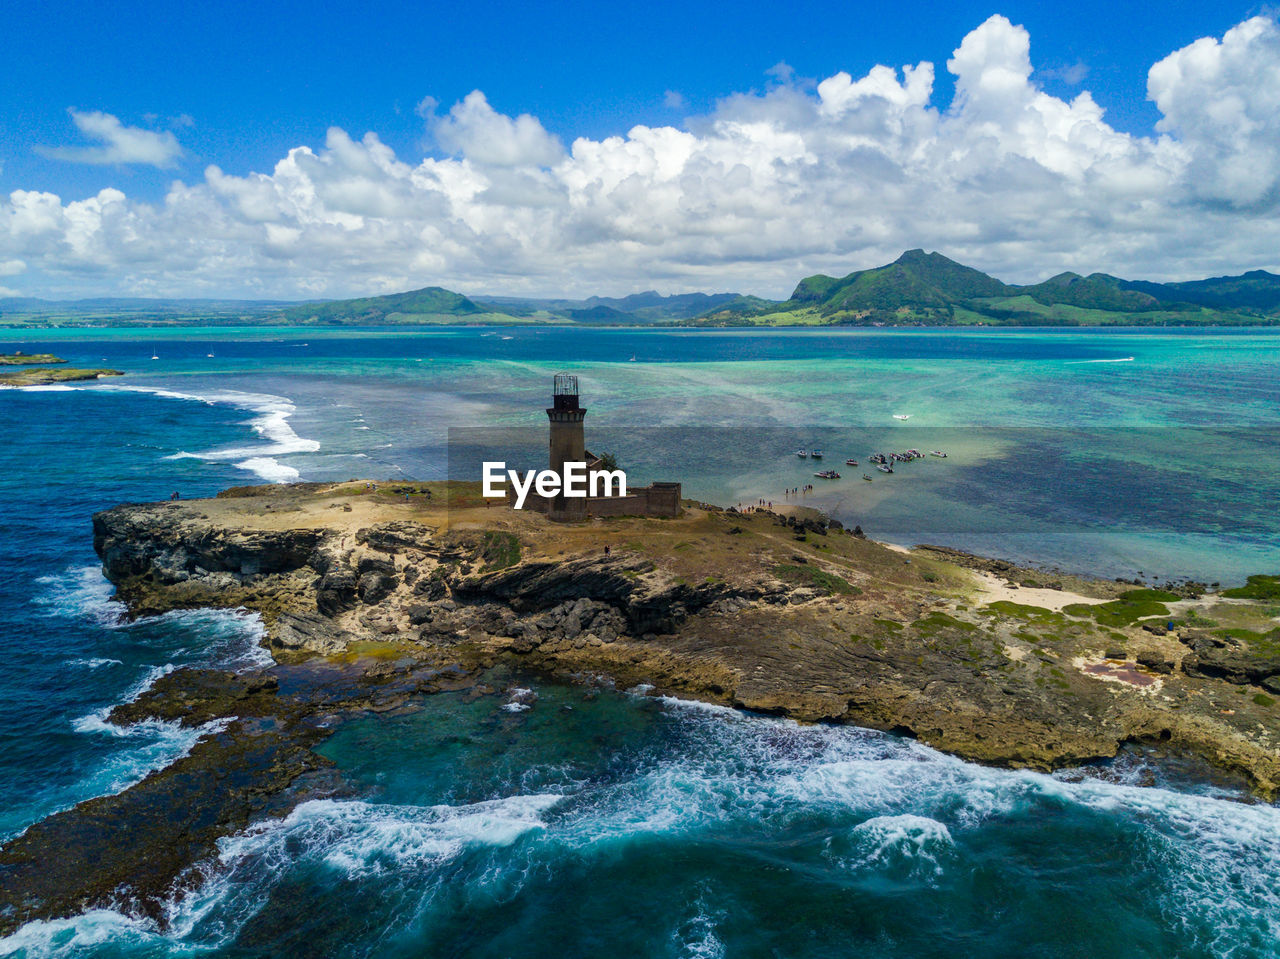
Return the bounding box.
[150,346,159,360]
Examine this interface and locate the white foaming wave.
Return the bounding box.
[672,897,726,959]
[65,657,123,669]
[1068,356,1136,364]
[157,607,274,671]
[33,564,124,626]
[150,794,565,944]
[71,664,177,734]
[14,383,78,391]
[1047,776,1280,951]
[843,814,955,879]
[36,564,273,670]
[233,456,300,483]
[0,908,161,958]
[49,382,320,484]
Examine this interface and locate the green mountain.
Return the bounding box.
[1019,273,1161,312]
[278,287,487,324]
[690,250,1280,327]
[1123,270,1280,312]
[475,290,742,323]
[788,249,1011,313]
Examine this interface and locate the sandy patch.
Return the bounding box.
[971,570,1105,612]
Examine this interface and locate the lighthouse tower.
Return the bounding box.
[546,373,588,521]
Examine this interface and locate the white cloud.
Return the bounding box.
[428,91,564,168]
[663,90,686,110]
[37,109,184,169]
[1148,16,1280,208]
[0,258,25,276]
[6,15,1280,299]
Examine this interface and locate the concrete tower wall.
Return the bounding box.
[546,409,587,475]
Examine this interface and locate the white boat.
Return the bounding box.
[892,414,911,421]
[796,449,808,458]
[930,450,947,457]
[811,450,824,459]
[150,346,159,360]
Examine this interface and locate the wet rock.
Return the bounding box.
[316,567,358,616]
[273,610,350,656]
[1136,650,1175,675]
[413,575,448,600]
[1179,632,1280,686]
[407,603,435,626]
[357,571,398,604]
[357,556,396,577]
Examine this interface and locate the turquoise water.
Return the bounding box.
[1,326,1278,957]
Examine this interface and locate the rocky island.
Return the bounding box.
[2,478,1279,933]
[0,366,123,386]
[0,352,67,365]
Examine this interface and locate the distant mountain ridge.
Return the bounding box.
[4,253,1280,327]
[694,250,1280,327]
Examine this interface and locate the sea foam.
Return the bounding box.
[37,382,320,484]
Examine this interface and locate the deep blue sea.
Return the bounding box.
[1,326,1278,957]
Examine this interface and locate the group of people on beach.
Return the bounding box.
[785,485,814,496]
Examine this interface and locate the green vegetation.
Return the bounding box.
[911,611,979,634]
[0,367,123,386]
[1254,694,1275,708]
[478,531,521,571]
[0,353,64,365]
[1119,588,1183,603]
[773,564,860,595]
[1222,575,1280,601]
[1064,596,1171,627]
[984,601,1068,625]
[279,287,486,325]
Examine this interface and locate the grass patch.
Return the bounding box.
[874,619,903,631]
[478,531,521,570]
[912,612,979,635]
[1254,693,1276,707]
[1222,575,1280,601]
[1064,598,1170,627]
[1119,588,1182,603]
[773,564,860,595]
[984,601,1067,625]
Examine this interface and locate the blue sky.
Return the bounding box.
[2,0,1279,298]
